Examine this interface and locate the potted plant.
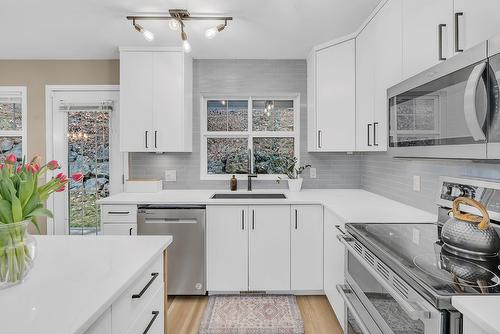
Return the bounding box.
[0,154,82,289]
[276,157,311,192]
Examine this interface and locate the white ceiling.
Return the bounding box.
[0,0,381,59]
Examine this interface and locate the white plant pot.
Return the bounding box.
[288,178,303,192]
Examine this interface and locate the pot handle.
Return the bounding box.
[452,197,490,230]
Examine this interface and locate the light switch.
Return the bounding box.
[413,175,421,192]
[310,168,317,179]
[165,170,177,182]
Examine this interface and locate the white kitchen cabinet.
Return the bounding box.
[453,0,500,53]
[355,13,376,151]
[119,47,192,153]
[291,205,323,291]
[102,224,137,236]
[402,0,454,79]
[307,39,356,152]
[249,205,291,291]
[206,206,248,291]
[356,0,402,151]
[84,308,111,334]
[324,208,346,330]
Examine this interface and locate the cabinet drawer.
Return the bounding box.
[126,286,164,334]
[112,255,163,334]
[102,224,137,236]
[101,205,137,223]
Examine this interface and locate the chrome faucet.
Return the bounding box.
[247,149,257,191]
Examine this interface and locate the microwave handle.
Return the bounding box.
[463,61,487,141]
[336,284,372,334]
[338,235,431,321]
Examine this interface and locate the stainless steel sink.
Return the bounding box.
[210,193,287,199]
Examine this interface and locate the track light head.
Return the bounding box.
[169,19,180,31]
[133,20,154,41]
[181,28,191,53]
[205,21,227,39]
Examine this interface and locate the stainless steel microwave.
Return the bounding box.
[387,35,500,159]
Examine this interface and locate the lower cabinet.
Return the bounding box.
[291,205,323,291]
[84,254,165,334]
[207,205,323,292]
[249,205,290,291]
[102,223,137,236]
[206,205,248,291]
[324,208,346,330]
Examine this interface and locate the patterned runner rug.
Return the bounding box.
[199,295,304,334]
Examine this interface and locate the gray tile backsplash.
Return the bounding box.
[129,59,362,190]
[361,153,500,213]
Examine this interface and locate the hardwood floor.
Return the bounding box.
[166,295,343,334]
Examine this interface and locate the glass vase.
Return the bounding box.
[0,221,37,289]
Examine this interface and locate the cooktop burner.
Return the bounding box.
[347,223,500,298]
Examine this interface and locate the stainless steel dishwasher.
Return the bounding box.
[137,205,206,295]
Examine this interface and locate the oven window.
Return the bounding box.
[348,252,425,334]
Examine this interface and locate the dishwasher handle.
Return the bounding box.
[143,218,198,224]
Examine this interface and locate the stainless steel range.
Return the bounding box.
[336,177,500,334]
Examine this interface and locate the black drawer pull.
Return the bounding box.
[132,273,159,299]
[143,311,160,334]
[107,211,130,215]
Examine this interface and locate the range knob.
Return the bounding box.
[451,187,465,197]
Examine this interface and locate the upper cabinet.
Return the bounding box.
[307,39,356,152]
[119,47,192,152]
[453,0,500,52]
[402,0,453,79]
[356,0,402,151]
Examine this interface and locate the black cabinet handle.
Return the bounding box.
[108,211,130,215]
[455,12,464,53]
[145,131,149,149]
[143,311,160,334]
[154,131,158,149]
[241,210,245,230]
[318,130,322,149]
[132,273,159,299]
[367,124,372,147]
[252,210,255,230]
[294,209,298,230]
[373,122,379,146]
[129,227,133,236]
[438,24,447,61]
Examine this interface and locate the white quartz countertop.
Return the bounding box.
[452,296,500,334]
[0,235,172,334]
[98,189,437,223]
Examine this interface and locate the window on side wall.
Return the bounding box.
[0,87,27,163]
[200,95,300,180]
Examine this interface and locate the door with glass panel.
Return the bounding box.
[50,90,125,235]
[0,87,26,164]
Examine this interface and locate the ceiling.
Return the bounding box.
[0,0,381,59]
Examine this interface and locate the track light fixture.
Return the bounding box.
[127,9,232,52]
[132,19,154,42]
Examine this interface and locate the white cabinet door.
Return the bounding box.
[356,20,376,151]
[402,0,453,79]
[249,205,290,291]
[152,52,192,152]
[84,308,111,334]
[119,51,154,152]
[324,209,346,330]
[372,0,403,151]
[102,224,137,236]
[207,206,248,291]
[454,0,500,53]
[314,39,356,151]
[291,205,323,291]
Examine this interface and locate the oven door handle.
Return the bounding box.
[338,235,432,321]
[336,284,372,334]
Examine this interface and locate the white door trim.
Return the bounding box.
[45,85,127,235]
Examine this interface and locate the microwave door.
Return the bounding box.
[389,61,488,159]
[486,53,500,158]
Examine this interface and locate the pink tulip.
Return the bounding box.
[46,160,60,170]
[31,163,40,173]
[56,172,68,183]
[71,172,84,182]
[56,185,66,192]
[0,164,3,170]
[5,154,17,165]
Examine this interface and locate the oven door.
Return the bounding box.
[387,42,488,159]
[339,235,454,334]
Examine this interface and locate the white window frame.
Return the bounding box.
[0,86,27,160]
[200,93,300,181]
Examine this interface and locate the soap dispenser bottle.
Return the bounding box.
[230,175,237,191]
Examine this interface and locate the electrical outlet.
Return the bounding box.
[310,168,317,179]
[413,175,421,192]
[165,170,177,182]
[412,228,420,245]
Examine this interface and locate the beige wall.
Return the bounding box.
[0,60,119,233]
